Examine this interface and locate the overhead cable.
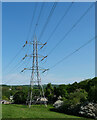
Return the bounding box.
[47,3,94,56]
[46,2,74,43]
[49,36,96,70]
[39,2,58,42]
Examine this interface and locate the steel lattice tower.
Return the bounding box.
[21,35,48,108]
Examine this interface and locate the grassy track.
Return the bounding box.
[2,104,82,118]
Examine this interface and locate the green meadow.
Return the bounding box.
[2,104,81,118]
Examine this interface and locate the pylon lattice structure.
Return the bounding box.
[21,35,48,108]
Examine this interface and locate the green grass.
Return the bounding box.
[2,104,81,118]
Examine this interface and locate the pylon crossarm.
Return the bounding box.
[23,54,45,59]
[30,68,49,71]
[35,41,47,46]
[28,54,44,58]
[28,41,45,45]
[21,68,49,73]
[38,54,44,58]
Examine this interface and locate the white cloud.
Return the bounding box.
[2,73,31,85]
[2,72,93,85]
[41,73,87,85]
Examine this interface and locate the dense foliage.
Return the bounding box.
[2,77,97,105]
[13,91,27,104]
[57,89,88,115]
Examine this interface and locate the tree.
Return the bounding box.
[45,83,54,103]
[13,91,27,104]
[2,87,10,99]
[56,86,68,98]
[88,85,97,103]
[68,89,88,105]
[2,96,9,101]
[58,89,88,115]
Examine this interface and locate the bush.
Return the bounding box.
[2,96,9,101]
[45,83,54,103]
[13,91,27,104]
[88,85,97,103]
[57,89,88,115]
[56,86,68,98]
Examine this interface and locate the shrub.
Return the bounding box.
[2,96,9,101]
[13,91,27,104]
[57,89,88,115]
[88,85,97,103]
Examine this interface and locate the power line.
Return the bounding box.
[46,2,74,43]
[3,57,32,85]
[32,2,45,39]
[5,43,32,74]
[4,3,43,76]
[3,72,30,85]
[21,3,37,63]
[4,2,56,74]
[39,2,58,42]
[4,2,38,84]
[49,36,96,70]
[7,56,32,74]
[4,47,24,72]
[26,3,38,43]
[35,2,45,33]
[4,3,38,72]
[47,3,94,56]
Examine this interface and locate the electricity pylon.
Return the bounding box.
[21,35,48,108]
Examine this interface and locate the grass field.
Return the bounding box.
[2,104,81,118]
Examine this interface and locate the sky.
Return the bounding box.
[2,2,95,85]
